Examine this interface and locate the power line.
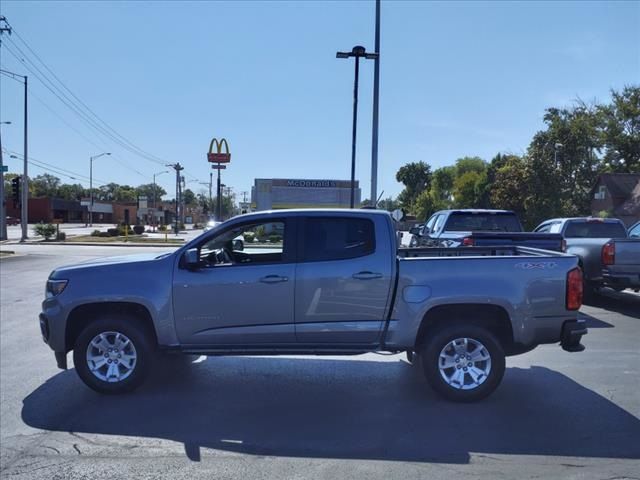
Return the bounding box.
[11,28,171,165]
[2,34,170,168]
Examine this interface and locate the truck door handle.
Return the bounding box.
[260,275,288,284]
[352,271,383,280]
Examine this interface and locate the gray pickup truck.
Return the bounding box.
[411,209,564,251]
[534,217,640,293]
[41,209,586,402]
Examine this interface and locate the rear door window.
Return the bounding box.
[564,221,627,238]
[301,217,375,262]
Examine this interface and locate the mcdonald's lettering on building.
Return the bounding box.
[251,178,361,211]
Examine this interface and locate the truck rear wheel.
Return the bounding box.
[73,315,153,394]
[420,325,505,402]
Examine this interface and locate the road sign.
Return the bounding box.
[210,164,227,170]
[391,209,404,222]
[207,138,231,163]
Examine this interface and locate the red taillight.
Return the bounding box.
[601,242,615,266]
[462,237,474,246]
[566,267,583,311]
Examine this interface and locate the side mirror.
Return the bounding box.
[184,248,200,269]
[409,227,420,235]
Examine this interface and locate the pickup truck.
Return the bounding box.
[534,217,640,293]
[411,209,564,251]
[40,209,586,402]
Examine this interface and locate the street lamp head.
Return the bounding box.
[336,51,350,59]
[352,45,366,56]
[10,155,18,159]
[0,121,11,125]
[554,143,563,149]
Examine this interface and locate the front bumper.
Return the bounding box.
[560,319,587,352]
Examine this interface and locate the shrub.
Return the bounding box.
[133,225,145,235]
[107,228,119,237]
[91,230,101,237]
[244,232,255,243]
[34,223,57,240]
[99,232,111,237]
[117,225,134,236]
[158,224,167,232]
[56,231,66,241]
[268,234,282,244]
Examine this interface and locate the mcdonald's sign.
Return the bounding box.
[207,138,231,163]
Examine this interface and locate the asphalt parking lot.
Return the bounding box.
[0,244,638,479]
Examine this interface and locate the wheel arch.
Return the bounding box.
[414,303,514,353]
[65,301,158,353]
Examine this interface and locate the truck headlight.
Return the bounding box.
[46,279,68,297]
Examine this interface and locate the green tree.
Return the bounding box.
[453,170,486,208]
[183,188,196,205]
[599,85,640,173]
[136,183,167,204]
[57,183,86,201]
[430,166,456,210]
[31,174,60,198]
[455,156,487,176]
[490,155,529,224]
[413,189,437,221]
[395,161,432,211]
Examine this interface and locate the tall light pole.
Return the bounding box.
[336,46,378,208]
[370,0,381,207]
[152,170,168,231]
[89,152,110,227]
[0,121,11,240]
[554,142,563,168]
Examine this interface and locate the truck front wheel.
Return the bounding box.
[73,315,153,394]
[420,325,505,402]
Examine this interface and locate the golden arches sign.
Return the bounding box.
[207,138,231,163]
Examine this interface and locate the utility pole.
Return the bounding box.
[209,172,213,209]
[21,74,27,241]
[0,121,10,241]
[370,0,381,207]
[167,163,183,234]
[0,18,13,239]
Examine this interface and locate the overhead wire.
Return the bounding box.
[10,28,171,166]
[2,36,170,168]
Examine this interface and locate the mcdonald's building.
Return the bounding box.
[251,178,361,211]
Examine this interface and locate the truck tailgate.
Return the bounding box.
[613,239,640,265]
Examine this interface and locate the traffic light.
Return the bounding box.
[11,176,21,208]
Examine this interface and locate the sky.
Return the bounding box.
[0,0,639,202]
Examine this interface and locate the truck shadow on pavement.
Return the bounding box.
[22,357,640,463]
[583,289,640,320]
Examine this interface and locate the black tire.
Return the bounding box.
[420,325,505,402]
[73,315,154,394]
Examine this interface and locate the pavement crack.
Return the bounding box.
[42,446,60,454]
[72,444,82,455]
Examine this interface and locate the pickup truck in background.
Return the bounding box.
[40,209,585,402]
[410,209,564,251]
[534,217,640,293]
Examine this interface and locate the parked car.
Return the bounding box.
[40,209,585,402]
[6,216,20,225]
[534,217,640,293]
[412,209,564,251]
[629,221,640,238]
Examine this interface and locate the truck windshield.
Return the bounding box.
[444,212,522,232]
[564,221,627,238]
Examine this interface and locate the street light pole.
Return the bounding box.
[337,46,378,208]
[370,0,381,207]
[89,152,110,227]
